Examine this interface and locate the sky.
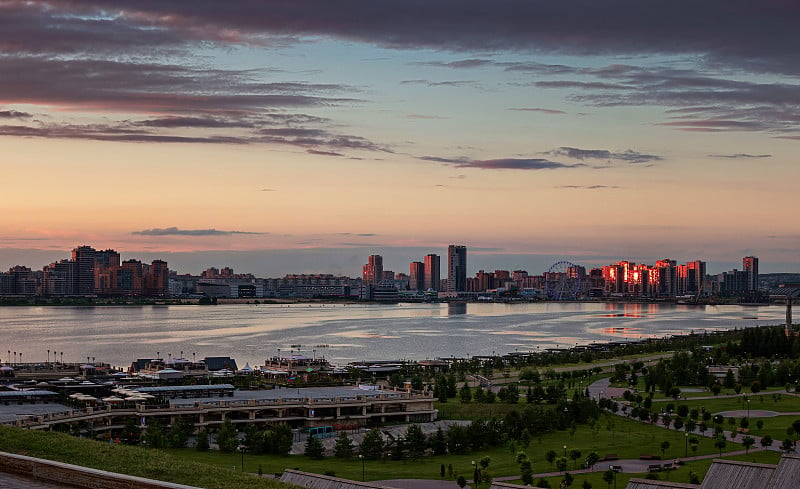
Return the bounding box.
[1,1,798,277]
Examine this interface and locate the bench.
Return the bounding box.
[639,454,656,460]
[601,454,619,461]
[648,464,662,472]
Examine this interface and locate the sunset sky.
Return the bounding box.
[1,1,798,276]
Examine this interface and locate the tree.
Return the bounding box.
[456,476,467,488]
[689,437,699,457]
[195,429,209,452]
[268,424,294,456]
[563,472,574,487]
[676,404,689,418]
[546,449,557,467]
[750,381,761,394]
[569,449,582,469]
[742,436,755,454]
[585,452,600,471]
[761,435,774,448]
[304,435,324,459]
[440,464,445,478]
[711,383,722,396]
[714,435,727,456]
[781,438,794,452]
[430,427,447,455]
[756,420,764,431]
[724,369,735,388]
[660,440,670,458]
[169,417,190,448]
[122,418,140,445]
[334,431,354,459]
[359,428,384,459]
[582,480,593,489]
[603,470,615,489]
[215,419,238,453]
[459,384,472,403]
[405,424,427,459]
[536,478,552,488]
[556,457,568,473]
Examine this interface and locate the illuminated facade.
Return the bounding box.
[743,256,759,292]
[423,253,440,291]
[409,261,425,291]
[361,254,383,285]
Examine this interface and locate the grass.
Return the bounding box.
[0,426,288,489]
[515,450,782,489]
[649,392,800,415]
[164,412,746,483]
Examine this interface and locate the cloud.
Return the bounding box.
[549,147,662,164]
[420,156,581,170]
[509,108,567,115]
[132,227,265,236]
[556,185,622,189]
[0,110,31,119]
[708,153,772,159]
[55,1,794,77]
[400,79,477,88]
[414,59,496,69]
[134,116,255,128]
[307,149,346,157]
[405,114,449,120]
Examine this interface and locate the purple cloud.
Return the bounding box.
[420,156,581,170]
[132,227,265,236]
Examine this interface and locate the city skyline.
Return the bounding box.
[1,2,799,275]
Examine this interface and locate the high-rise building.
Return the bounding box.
[424,254,440,291]
[362,254,383,285]
[447,245,467,292]
[655,259,677,297]
[687,260,706,295]
[71,245,96,295]
[146,260,169,296]
[743,256,759,292]
[409,262,425,291]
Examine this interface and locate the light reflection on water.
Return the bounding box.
[0,302,786,369]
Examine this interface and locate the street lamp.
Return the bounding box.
[563,444,567,458]
[747,398,750,418]
[472,460,478,489]
[684,432,688,458]
[238,444,246,473]
[359,454,365,481]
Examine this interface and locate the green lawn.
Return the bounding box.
[514,450,782,489]
[0,426,287,489]
[649,392,800,415]
[165,413,746,483]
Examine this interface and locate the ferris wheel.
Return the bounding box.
[545,260,581,300]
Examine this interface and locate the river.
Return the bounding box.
[0,302,786,369]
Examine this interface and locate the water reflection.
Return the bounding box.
[447,302,467,315]
[0,302,787,368]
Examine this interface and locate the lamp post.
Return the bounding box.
[563,444,567,458]
[472,460,478,489]
[359,454,364,481]
[684,432,688,458]
[238,444,246,473]
[747,398,750,418]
